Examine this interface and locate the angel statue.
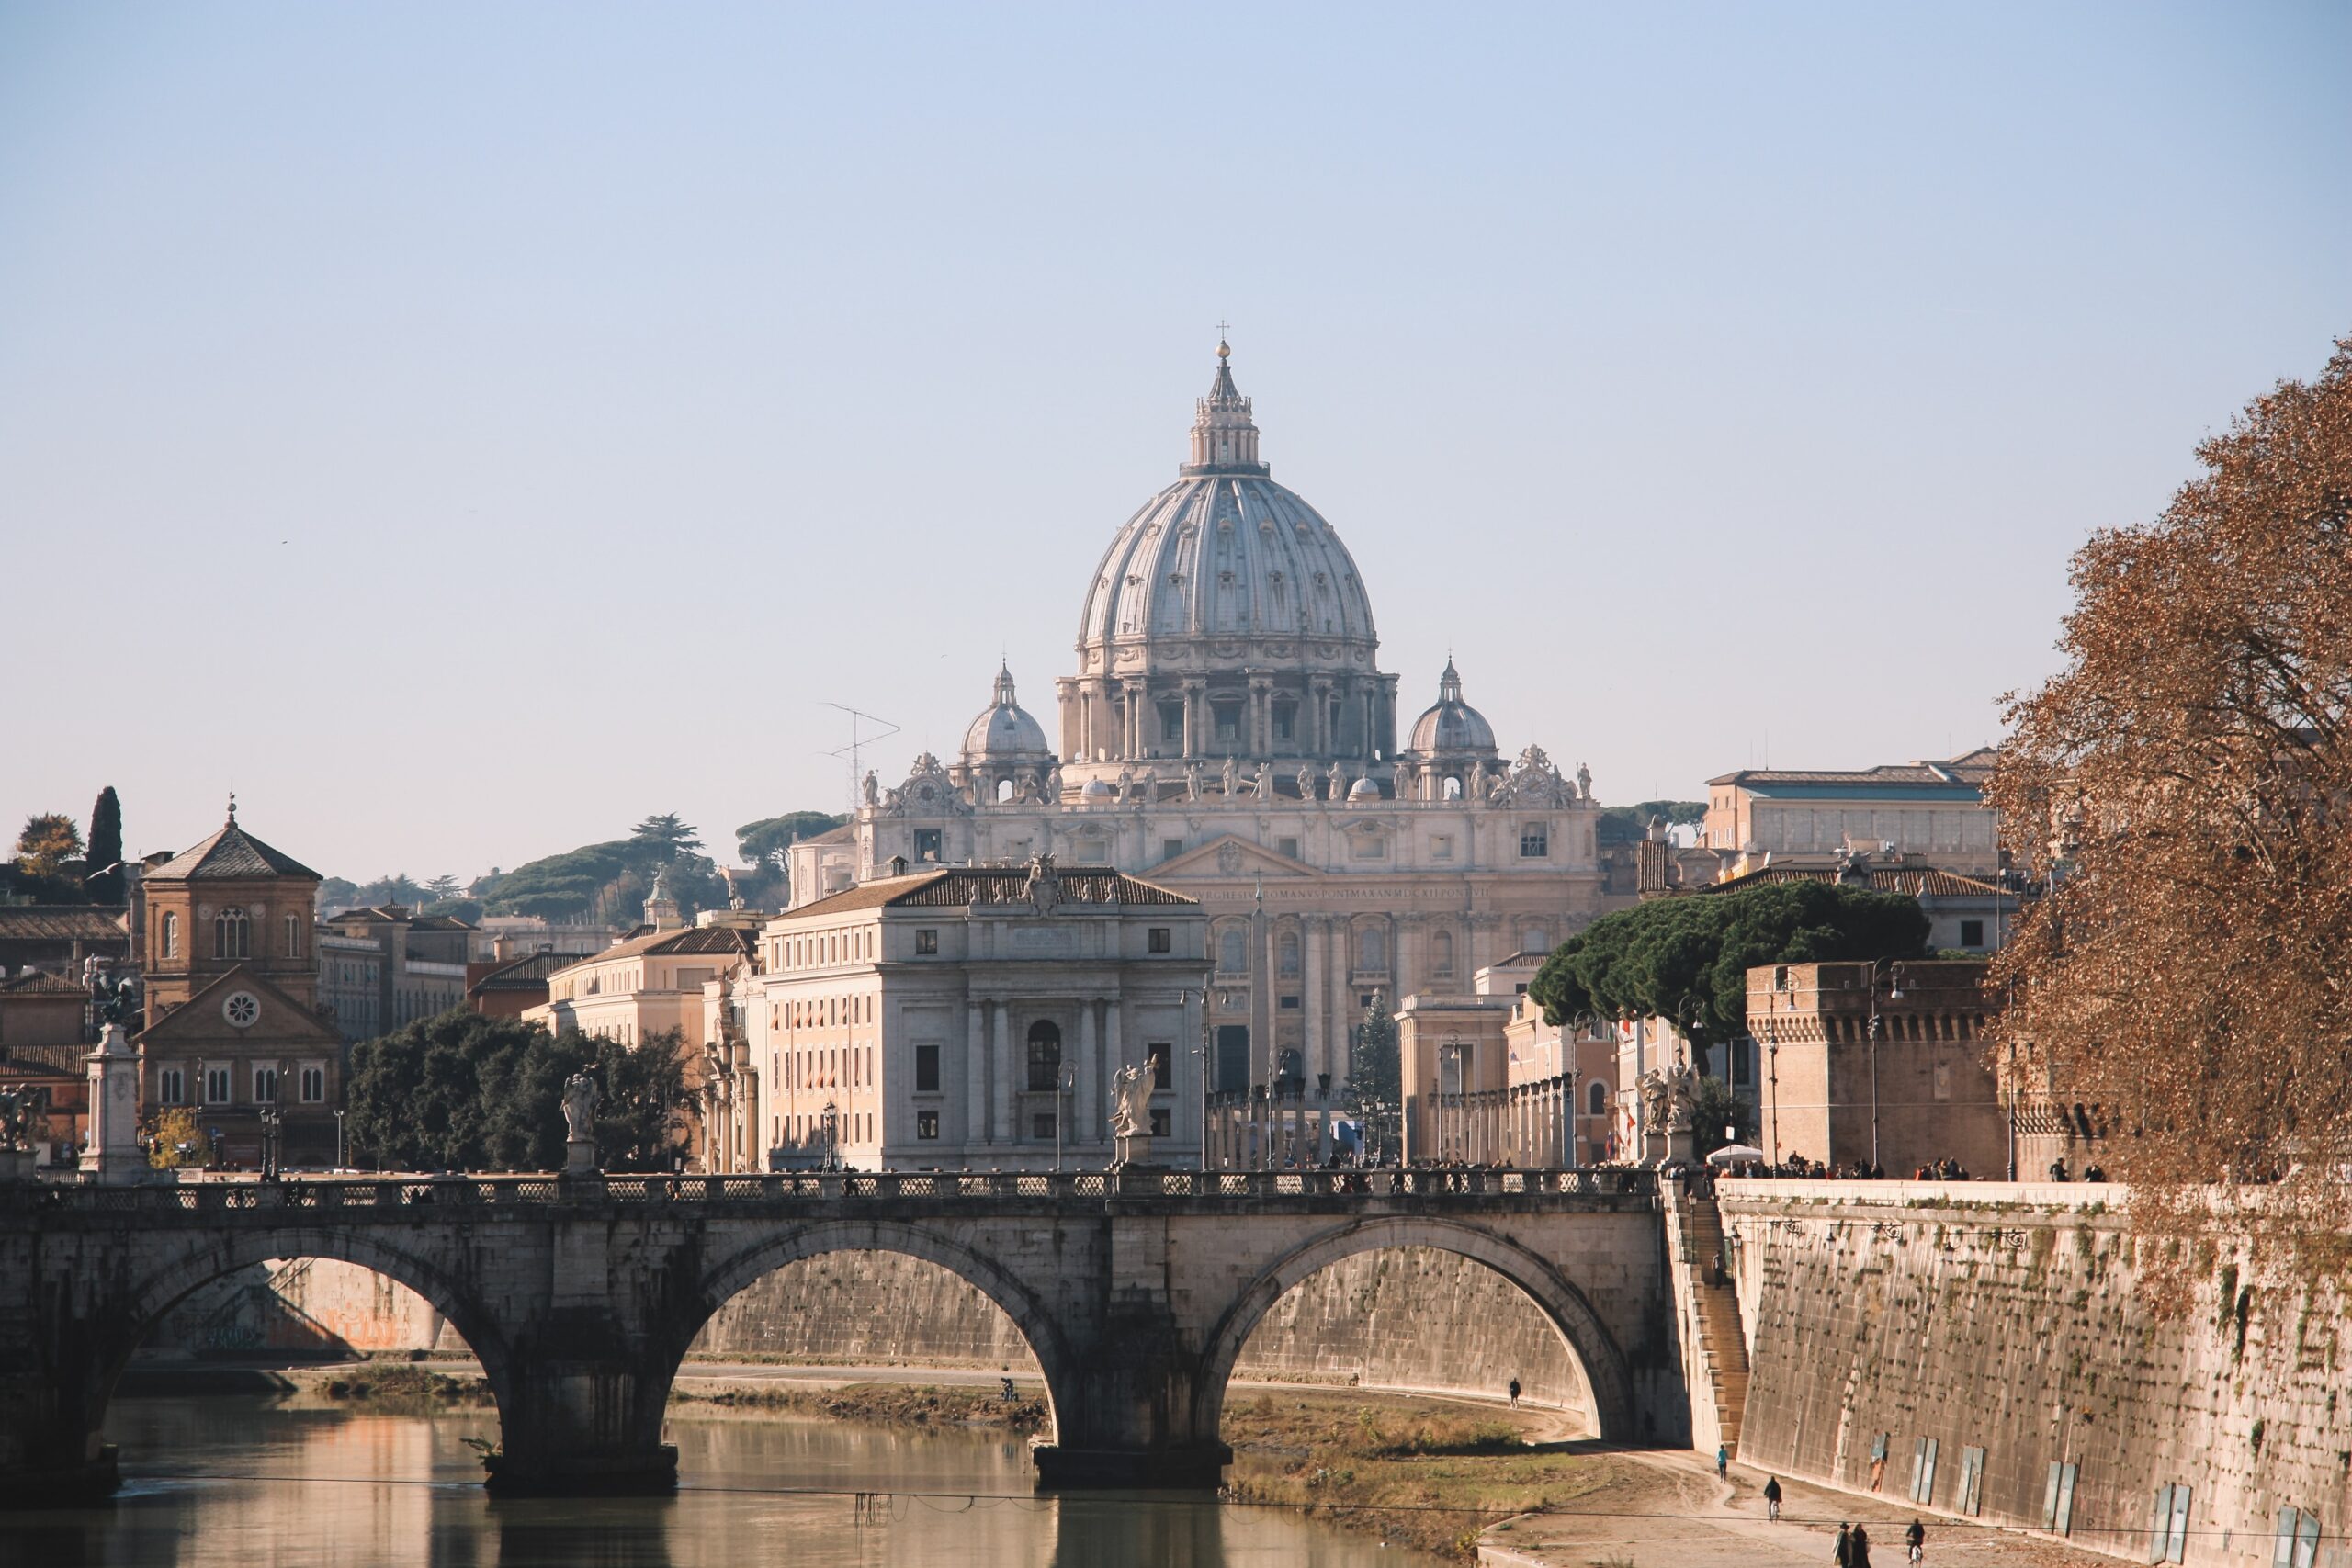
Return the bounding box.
[1110,1063,1148,1139]
[1221,754,1239,796]
[561,1072,599,1144]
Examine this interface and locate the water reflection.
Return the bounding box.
[7,1398,1438,1568]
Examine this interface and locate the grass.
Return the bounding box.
[1219,1392,1639,1560]
[670,1380,1048,1433]
[315,1365,494,1411]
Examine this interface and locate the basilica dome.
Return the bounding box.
[960,662,1052,763]
[1406,660,1498,757]
[1075,344,1378,660]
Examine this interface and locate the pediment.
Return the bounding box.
[1153,834,1321,880]
[139,964,340,1049]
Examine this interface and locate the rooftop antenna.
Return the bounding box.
[820,702,901,814]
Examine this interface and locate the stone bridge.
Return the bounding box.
[0,1167,1674,1503]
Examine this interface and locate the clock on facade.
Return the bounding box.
[222,991,261,1029]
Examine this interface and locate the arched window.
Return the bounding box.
[1432,929,1455,977]
[1025,1020,1063,1091]
[1278,931,1300,976]
[214,907,250,960]
[161,911,179,959]
[1520,925,1550,956]
[1588,1080,1608,1117]
[1219,928,1247,976]
[1443,774,1463,800]
[1357,924,1386,973]
[996,777,1015,803]
[283,913,301,957]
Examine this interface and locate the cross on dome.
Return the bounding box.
[1185,337,1263,476]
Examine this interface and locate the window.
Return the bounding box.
[1159,704,1185,743]
[162,910,180,959]
[1431,834,1454,860]
[915,1044,941,1092]
[913,829,942,862]
[215,907,250,960]
[1031,1111,1057,1140]
[1280,995,1300,1010]
[299,1065,325,1103]
[283,914,301,957]
[1433,930,1455,977]
[1213,702,1240,742]
[1026,1021,1063,1091]
[2274,1505,2321,1568]
[1588,1080,1608,1117]
[916,1110,940,1140]
[254,1066,279,1103]
[1278,931,1300,976]
[1162,839,1184,862]
[1960,919,1985,948]
[1219,929,1247,975]
[1277,837,1300,861]
[1356,925,1386,973]
[1148,927,1170,953]
[204,1067,232,1104]
[915,929,939,955]
[159,1068,185,1105]
[1520,925,1549,954]
[1272,702,1295,742]
[1520,824,1550,858]
[1148,1044,1171,1089]
[1149,1107,1171,1137]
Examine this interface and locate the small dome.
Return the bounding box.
[1406,660,1498,756]
[960,662,1052,763]
[1347,775,1382,801]
[1080,777,1115,799]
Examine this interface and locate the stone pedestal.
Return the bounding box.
[1112,1131,1154,1169]
[79,1023,150,1186]
[565,1138,597,1178]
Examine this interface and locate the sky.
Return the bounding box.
[3,3,2347,885]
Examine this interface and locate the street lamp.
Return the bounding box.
[821,1099,839,1172]
[1864,959,1905,1173]
[334,1109,346,1171]
[1055,1061,1077,1172]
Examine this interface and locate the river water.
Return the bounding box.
[4,1397,1439,1567]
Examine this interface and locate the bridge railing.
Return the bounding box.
[6,1166,1654,1212]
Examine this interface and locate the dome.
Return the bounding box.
[960,662,1051,762]
[1406,660,1498,756]
[1075,345,1378,659]
[1080,777,1115,799]
[1347,775,1383,802]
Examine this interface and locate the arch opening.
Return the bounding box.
[676,1224,1070,1446]
[1196,1220,1630,1447]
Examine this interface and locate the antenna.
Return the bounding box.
[821,702,901,812]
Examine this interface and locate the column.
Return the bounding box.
[1182,682,1200,760]
[1101,996,1122,1145]
[1250,677,1272,758]
[967,1000,988,1148]
[1181,987,1203,1165]
[994,1002,1016,1148]
[1303,917,1327,1087]
[1078,1000,1099,1150]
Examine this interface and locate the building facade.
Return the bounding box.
[315,906,475,1043]
[746,860,1204,1171]
[790,343,1623,1112]
[135,807,342,1168]
[1702,749,2001,874]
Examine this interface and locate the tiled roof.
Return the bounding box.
[0,1043,83,1077]
[469,951,572,993]
[802,824,856,846]
[147,821,321,883]
[546,923,756,980]
[0,970,90,996]
[783,866,1195,921]
[1702,865,2011,898]
[0,907,130,942]
[1708,750,1996,792]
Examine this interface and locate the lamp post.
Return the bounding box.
[1056,1061,1076,1172]
[1439,1035,1464,1161]
[1193,988,1213,1172]
[821,1099,839,1172]
[334,1109,346,1171]
[1764,1025,1780,1167]
[1864,959,1905,1172]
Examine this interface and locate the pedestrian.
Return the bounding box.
[1905,1518,1925,1564]
[1851,1521,1873,1568]
[1833,1522,1852,1567]
[1717,1442,1729,1481]
[1764,1474,1783,1521]
[1508,1377,1521,1408]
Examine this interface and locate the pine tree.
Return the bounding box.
[86,787,123,905]
[1345,992,1403,1162]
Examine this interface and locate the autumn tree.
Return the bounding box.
[14,813,82,879]
[1990,335,2352,1284]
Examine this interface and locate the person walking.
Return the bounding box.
[1833,1523,1853,1566]
[1764,1475,1783,1521]
[1850,1521,1873,1568]
[1508,1377,1521,1408]
[1717,1442,1729,1481]
[1905,1518,1925,1564]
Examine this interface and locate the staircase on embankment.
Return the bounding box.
[1668,1186,1750,1455]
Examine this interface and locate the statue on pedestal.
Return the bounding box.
[562,1072,600,1176]
[1109,1063,1155,1168]
[1221,754,1239,797]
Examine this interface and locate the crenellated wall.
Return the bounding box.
[1720,1180,2351,1568]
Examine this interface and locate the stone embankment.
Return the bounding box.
[1719,1179,2350,1568]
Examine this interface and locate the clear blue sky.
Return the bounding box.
[4,3,2346,884]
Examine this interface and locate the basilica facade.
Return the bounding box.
[787,343,1623,1113]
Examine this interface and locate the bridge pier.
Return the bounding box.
[0,1371,119,1507]
[483,1311,678,1496]
[1030,1306,1231,1490]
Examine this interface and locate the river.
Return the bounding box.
[2,1396,1442,1567]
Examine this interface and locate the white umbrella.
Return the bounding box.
[1706,1143,1768,1167]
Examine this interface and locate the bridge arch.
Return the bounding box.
[1193,1216,1634,1442]
[673,1219,1078,1443]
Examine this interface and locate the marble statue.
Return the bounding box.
[562,1072,599,1144]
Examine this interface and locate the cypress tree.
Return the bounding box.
[86,786,124,904]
